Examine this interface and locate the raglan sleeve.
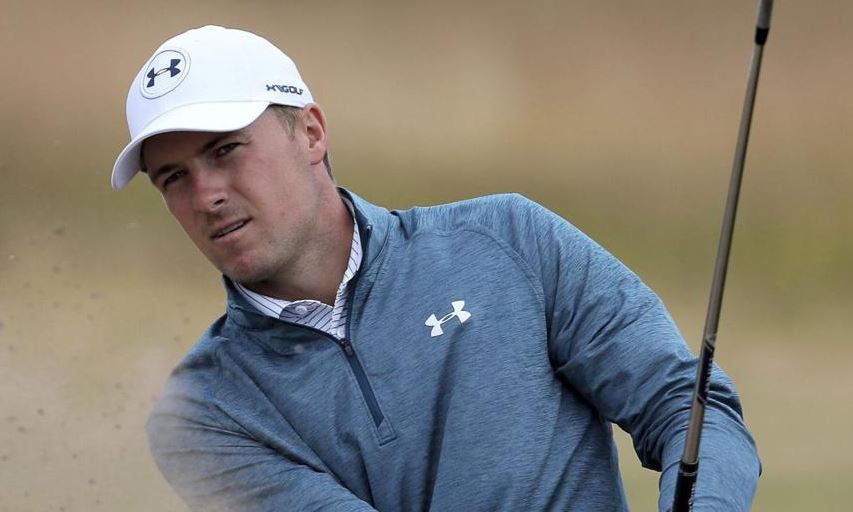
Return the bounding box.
[508,195,761,511]
[146,362,377,512]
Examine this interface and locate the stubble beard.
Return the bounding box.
[217,233,298,289]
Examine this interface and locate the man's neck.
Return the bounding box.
[242,192,355,306]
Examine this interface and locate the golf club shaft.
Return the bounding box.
[671,1,773,510]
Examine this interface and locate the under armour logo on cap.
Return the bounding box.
[425,300,471,337]
[146,58,181,87]
[140,49,190,99]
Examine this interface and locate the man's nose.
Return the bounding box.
[191,169,229,213]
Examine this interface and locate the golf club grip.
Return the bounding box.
[672,461,699,512]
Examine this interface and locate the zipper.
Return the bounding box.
[339,224,386,428]
[337,337,385,427]
[339,337,356,356]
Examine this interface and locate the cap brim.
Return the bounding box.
[111,101,270,190]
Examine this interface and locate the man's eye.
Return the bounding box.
[216,142,239,157]
[162,170,185,189]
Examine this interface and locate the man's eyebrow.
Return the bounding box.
[148,130,244,184]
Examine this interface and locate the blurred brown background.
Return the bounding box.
[1,1,851,510]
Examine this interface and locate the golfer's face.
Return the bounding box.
[140,107,330,285]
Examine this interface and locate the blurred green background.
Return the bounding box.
[1,1,851,510]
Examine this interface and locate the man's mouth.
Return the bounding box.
[211,219,250,240]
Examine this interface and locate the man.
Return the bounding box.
[113,26,760,511]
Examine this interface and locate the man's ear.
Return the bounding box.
[302,104,328,167]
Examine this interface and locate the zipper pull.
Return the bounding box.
[340,338,355,356]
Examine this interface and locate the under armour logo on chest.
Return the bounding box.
[425,300,471,337]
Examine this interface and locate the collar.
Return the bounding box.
[224,187,392,330]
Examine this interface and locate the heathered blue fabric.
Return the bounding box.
[147,190,760,511]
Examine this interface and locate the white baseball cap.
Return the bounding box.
[111,25,314,190]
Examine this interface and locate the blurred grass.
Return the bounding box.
[2,0,853,510]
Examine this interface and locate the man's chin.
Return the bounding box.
[216,258,273,286]
[224,268,269,286]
